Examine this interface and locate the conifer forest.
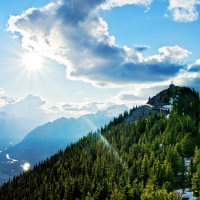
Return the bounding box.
[0,86,200,200]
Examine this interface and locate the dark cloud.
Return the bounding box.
[188,65,200,72]
[134,45,150,52]
[57,0,106,25]
[93,43,123,59]
[73,61,185,84]
[119,94,142,101]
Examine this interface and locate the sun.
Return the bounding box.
[22,52,43,71]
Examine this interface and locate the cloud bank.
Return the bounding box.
[0,93,115,121]
[46,101,113,116]
[0,94,46,121]
[6,0,195,87]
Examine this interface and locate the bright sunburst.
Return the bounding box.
[22,52,42,71]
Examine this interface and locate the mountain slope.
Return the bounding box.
[0,85,199,199]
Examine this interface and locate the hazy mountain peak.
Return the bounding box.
[96,104,128,118]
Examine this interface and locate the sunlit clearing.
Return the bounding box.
[22,52,42,71]
[21,163,30,171]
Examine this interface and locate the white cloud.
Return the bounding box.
[123,45,143,63]
[77,91,85,94]
[0,92,114,120]
[101,0,153,9]
[12,35,18,39]
[195,59,200,65]
[42,100,117,119]
[0,88,5,95]
[111,89,144,103]
[107,86,151,106]
[0,94,46,121]
[0,99,5,107]
[6,0,191,87]
[145,45,192,63]
[171,69,200,91]
[168,0,200,22]
[46,101,112,114]
[0,96,20,105]
[158,45,192,59]
[109,83,169,104]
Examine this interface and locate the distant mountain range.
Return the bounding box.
[3,105,128,164]
[0,112,38,148]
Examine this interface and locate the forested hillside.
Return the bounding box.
[0,86,200,199]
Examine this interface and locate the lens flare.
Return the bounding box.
[21,163,30,171]
[98,131,130,172]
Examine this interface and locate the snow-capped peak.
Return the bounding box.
[96,104,128,118]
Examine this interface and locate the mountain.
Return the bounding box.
[0,86,199,200]
[77,104,128,131]
[0,112,38,149]
[126,85,199,122]
[2,105,128,165]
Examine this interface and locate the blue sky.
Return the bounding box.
[0,0,200,123]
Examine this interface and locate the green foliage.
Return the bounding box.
[192,164,200,197]
[0,86,199,199]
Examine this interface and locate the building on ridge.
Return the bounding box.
[169,81,175,89]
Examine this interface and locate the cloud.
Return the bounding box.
[42,100,117,119]
[117,90,144,101]
[145,46,192,63]
[189,65,200,73]
[12,35,18,39]
[6,0,191,87]
[0,100,5,107]
[195,59,200,65]
[0,94,46,121]
[108,88,145,106]
[187,77,200,91]
[134,45,150,52]
[0,96,20,105]
[164,65,199,92]
[158,46,192,59]
[47,101,112,114]
[187,58,200,73]
[0,88,5,95]
[168,0,200,22]
[77,91,85,94]
[101,0,153,9]
[0,93,113,120]
[108,84,170,106]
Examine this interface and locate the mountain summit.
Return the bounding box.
[126,84,199,122]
